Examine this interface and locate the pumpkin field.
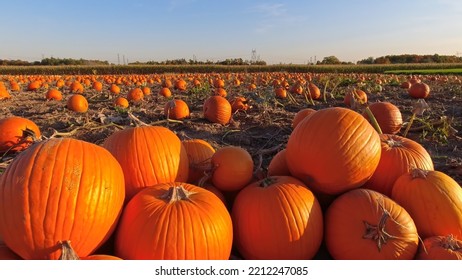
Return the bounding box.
[0,68,462,260]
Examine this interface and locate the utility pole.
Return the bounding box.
[118,53,120,65]
[251,49,257,64]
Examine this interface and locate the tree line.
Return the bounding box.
[1,54,461,66]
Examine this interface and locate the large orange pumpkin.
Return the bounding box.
[415,235,462,260]
[0,116,41,153]
[391,168,462,239]
[325,188,419,260]
[363,134,434,197]
[0,138,125,259]
[203,95,232,125]
[115,182,233,260]
[286,107,381,195]
[232,176,323,260]
[102,126,189,201]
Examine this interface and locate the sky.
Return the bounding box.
[1,0,461,65]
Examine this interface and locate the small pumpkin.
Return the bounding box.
[210,146,254,192]
[182,139,215,184]
[159,87,172,98]
[164,99,190,120]
[113,96,129,108]
[115,182,233,260]
[408,82,430,99]
[344,89,367,107]
[127,87,144,103]
[66,94,89,113]
[203,95,232,125]
[415,235,462,260]
[45,88,63,101]
[292,108,316,129]
[363,102,403,135]
[0,116,41,153]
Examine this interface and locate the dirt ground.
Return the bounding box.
[1,74,461,185]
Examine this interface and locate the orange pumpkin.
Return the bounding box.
[415,235,462,260]
[115,182,233,259]
[69,81,84,93]
[232,176,323,259]
[292,108,316,129]
[127,87,144,102]
[391,168,462,239]
[0,116,41,153]
[203,95,232,125]
[274,87,287,99]
[286,107,381,195]
[66,94,89,113]
[92,81,103,92]
[102,126,189,201]
[408,82,430,99]
[231,96,249,113]
[45,88,63,101]
[307,82,321,100]
[159,87,172,98]
[113,96,129,108]
[0,138,125,259]
[267,149,291,177]
[174,79,187,91]
[182,139,216,184]
[211,146,254,192]
[325,188,419,260]
[27,80,41,91]
[164,99,190,120]
[364,134,434,197]
[109,84,121,94]
[363,102,403,134]
[344,89,367,107]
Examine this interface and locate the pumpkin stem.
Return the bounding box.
[58,240,80,260]
[362,210,398,251]
[162,186,193,203]
[259,177,278,188]
[440,235,461,251]
[385,138,404,148]
[363,106,383,135]
[410,168,429,179]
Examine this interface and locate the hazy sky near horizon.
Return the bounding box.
[1,0,461,64]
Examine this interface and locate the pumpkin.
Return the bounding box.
[66,94,89,113]
[286,107,381,195]
[363,102,403,134]
[69,81,84,93]
[162,78,173,88]
[274,86,287,99]
[92,81,103,92]
[232,176,323,259]
[231,97,249,113]
[214,87,227,97]
[141,86,151,95]
[127,87,144,102]
[182,139,215,184]
[203,95,232,125]
[415,235,462,260]
[344,89,367,107]
[109,84,121,94]
[81,254,123,260]
[325,188,419,260]
[113,96,129,108]
[164,99,190,120]
[115,182,233,260]
[408,82,430,99]
[159,87,172,98]
[174,79,187,91]
[102,126,189,201]
[291,108,316,129]
[363,134,434,197]
[0,138,125,259]
[307,82,321,100]
[0,116,41,153]
[45,88,63,101]
[210,146,254,192]
[27,80,41,91]
[213,78,225,88]
[267,149,291,176]
[391,168,462,239]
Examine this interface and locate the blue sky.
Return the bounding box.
[1,0,461,64]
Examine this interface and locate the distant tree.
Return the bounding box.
[357,57,375,64]
[318,56,341,65]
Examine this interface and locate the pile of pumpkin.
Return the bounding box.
[0,90,461,261]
